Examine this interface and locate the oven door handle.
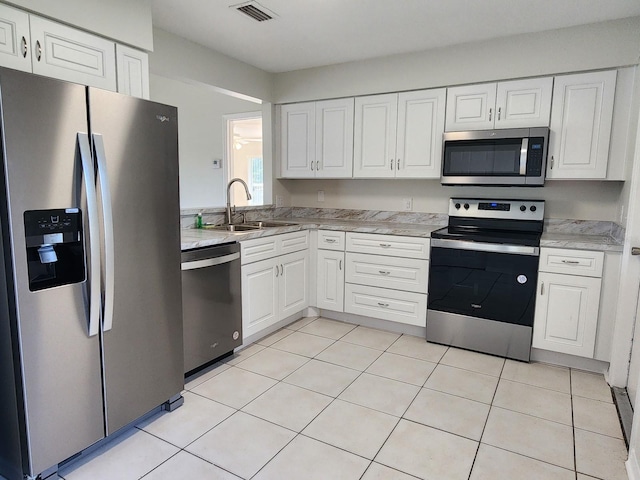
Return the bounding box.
[431,238,539,256]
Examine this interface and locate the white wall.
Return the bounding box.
[283,179,623,221]
[150,74,261,208]
[6,0,153,50]
[273,16,640,103]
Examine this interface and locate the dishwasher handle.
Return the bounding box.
[181,252,240,271]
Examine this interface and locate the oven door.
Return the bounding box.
[427,238,539,361]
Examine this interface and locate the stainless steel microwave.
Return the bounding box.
[441,127,549,186]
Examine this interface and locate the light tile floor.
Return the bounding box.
[54,316,627,480]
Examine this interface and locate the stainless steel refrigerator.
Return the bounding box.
[0,68,184,480]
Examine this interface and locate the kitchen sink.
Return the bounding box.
[201,220,297,232]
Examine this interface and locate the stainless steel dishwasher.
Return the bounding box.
[181,242,242,375]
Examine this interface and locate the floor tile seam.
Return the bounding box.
[361,366,434,388]
[475,442,578,476]
[571,392,615,404]
[421,385,493,406]
[303,356,370,375]
[358,462,422,480]
[398,416,483,444]
[573,425,626,441]
[134,447,182,479]
[295,431,388,464]
[334,391,411,420]
[570,373,578,474]
[435,360,504,379]
[182,441,255,479]
[486,404,576,430]
[337,336,399,352]
[231,350,313,380]
[383,347,447,364]
[267,338,337,358]
[496,375,573,396]
[478,437,576,472]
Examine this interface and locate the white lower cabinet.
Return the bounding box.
[241,232,309,339]
[317,249,345,311]
[342,232,429,327]
[532,248,604,358]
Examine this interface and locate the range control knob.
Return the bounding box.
[520,205,526,212]
[530,205,537,212]
[463,203,470,210]
[455,203,461,210]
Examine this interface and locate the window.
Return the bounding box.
[226,113,263,206]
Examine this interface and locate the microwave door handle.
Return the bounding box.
[92,133,115,333]
[519,138,529,175]
[77,133,101,337]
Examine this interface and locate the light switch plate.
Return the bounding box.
[317,190,325,202]
[403,197,413,211]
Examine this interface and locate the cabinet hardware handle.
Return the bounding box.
[488,108,492,122]
[379,243,391,248]
[280,264,283,275]
[36,40,41,61]
[632,247,640,256]
[397,159,400,170]
[561,260,580,264]
[540,282,544,295]
[325,238,336,243]
[497,107,501,121]
[275,265,279,278]
[550,156,554,169]
[390,159,393,170]
[310,161,314,171]
[379,270,391,275]
[317,161,321,171]
[377,302,389,307]
[339,259,342,270]
[21,36,27,58]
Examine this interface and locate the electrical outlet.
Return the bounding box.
[275,195,283,208]
[403,197,413,211]
[317,190,325,202]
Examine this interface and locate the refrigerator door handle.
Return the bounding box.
[77,133,102,337]
[92,133,116,332]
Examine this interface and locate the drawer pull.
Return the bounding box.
[540,282,544,295]
[339,259,342,270]
[378,270,391,275]
[379,243,391,248]
[377,302,389,307]
[561,260,580,265]
[325,238,336,243]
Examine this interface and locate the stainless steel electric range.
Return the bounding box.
[427,198,545,361]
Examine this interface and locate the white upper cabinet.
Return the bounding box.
[0,3,31,72]
[354,93,398,178]
[280,102,316,178]
[547,70,617,180]
[354,88,446,178]
[315,98,354,178]
[446,77,553,131]
[395,89,446,178]
[116,44,149,99]
[280,98,354,178]
[30,16,117,91]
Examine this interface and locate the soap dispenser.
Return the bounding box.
[196,211,203,229]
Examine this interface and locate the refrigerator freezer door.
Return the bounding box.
[0,69,104,475]
[87,88,183,434]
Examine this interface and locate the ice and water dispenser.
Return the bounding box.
[24,209,85,291]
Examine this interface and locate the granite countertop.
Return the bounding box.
[181,218,624,253]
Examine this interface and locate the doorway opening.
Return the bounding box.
[225,113,263,206]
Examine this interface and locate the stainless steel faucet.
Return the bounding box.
[226,178,252,225]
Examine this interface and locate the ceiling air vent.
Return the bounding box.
[232,1,277,22]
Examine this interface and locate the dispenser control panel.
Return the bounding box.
[24,209,82,248]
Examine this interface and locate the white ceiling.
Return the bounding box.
[151,0,640,73]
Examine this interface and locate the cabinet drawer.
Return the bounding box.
[539,248,604,277]
[346,252,428,294]
[241,231,309,265]
[345,283,427,327]
[346,232,429,259]
[318,230,346,251]
[279,230,309,255]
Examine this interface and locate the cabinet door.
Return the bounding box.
[317,250,344,311]
[280,102,315,178]
[395,89,446,178]
[241,258,278,339]
[532,272,601,358]
[315,98,354,178]
[353,94,398,178]
[0,3,31,72]
[495,77,553,129]
[547,70,616,179]
[29,16,116,91]
[445,83,496,131]
[116,44,149,99]
[279,250,309,319]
